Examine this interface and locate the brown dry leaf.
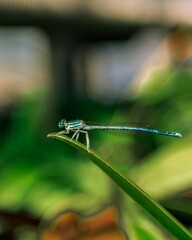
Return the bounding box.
[39,206,127,240]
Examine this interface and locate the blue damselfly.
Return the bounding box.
[58,119,182,149]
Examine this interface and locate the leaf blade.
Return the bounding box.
[47,132,192,240]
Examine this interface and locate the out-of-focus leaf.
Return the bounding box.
[130,137,192,201]
[134,225,161,240]
[40,206,127,240]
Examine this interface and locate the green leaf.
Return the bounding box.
[130,138,192,200]
[47,132,192,240]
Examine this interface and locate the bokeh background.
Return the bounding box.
[0,1,192,239]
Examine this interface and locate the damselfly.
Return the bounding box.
[58,119,182,149]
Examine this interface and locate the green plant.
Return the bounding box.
[48,132,192,240]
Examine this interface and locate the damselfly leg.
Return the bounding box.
[69,129,90,149]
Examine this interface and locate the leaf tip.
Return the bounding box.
[47,133,55,138]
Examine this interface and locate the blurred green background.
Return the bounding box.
[0,1,192,240]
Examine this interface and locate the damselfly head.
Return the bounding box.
[58,119,67,128]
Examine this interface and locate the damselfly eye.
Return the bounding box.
[58,119,67,128]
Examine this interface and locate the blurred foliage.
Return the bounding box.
[0,66,192,239]
[40,206,127,240]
